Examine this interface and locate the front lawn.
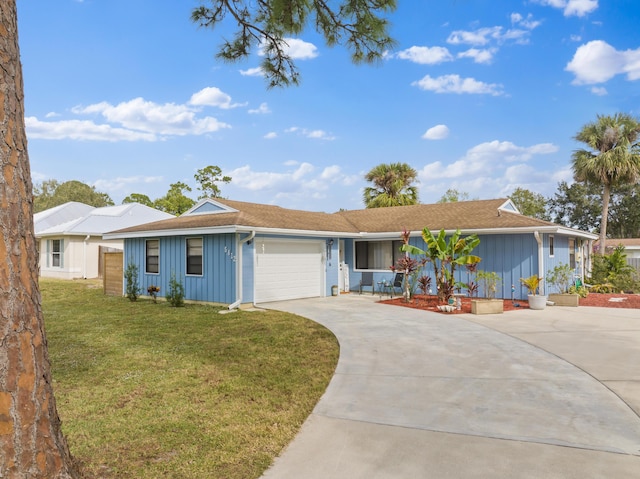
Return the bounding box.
[41,279,339,478]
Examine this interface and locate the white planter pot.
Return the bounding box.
[528,294,547,310]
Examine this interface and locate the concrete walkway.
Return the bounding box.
[261,295,640,478]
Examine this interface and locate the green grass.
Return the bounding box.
[41,279,339,478]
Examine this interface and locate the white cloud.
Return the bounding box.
[591,86,608,96]
[419,140,558,180]
[285,126,336,140]
[511,13,542,30]
[566,40,640,84]
[248,102,271,114]
[25,116,157,141]
[259,37,318,60]
[283,38,318,59]
[72,97,230,136]
[226,163,356,202]
[396,46,453,64]
[189,87,244,109]
[240,67,264,77]
[412,74,504,96]
[422,124,450,140]
[533,0,598,17]
[447,26,502,46]
[28,89,235,141]
[417,140,560,202]
[264,131,278,139]
[457,48,496,64]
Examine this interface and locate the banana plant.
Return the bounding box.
[402,228,481,303]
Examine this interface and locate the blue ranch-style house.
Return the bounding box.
[104,198,598,307]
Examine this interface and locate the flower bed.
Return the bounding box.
[380,295,529,314]
[381,293,640,313]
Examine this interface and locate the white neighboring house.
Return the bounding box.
[599,238,640,259]
[35,202,174,279]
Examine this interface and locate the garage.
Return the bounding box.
[254,239,325,303]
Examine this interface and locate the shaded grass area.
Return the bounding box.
[42,279,339,478]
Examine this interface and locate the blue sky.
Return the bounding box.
[17,0,640,212]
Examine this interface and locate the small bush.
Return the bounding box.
[124,262,141,302]
[569,285,589,298]
[589,283,616,294]
[546,263,574,294]
[589,246,638,293]
[477,270,501,299]
[167,272,185,307]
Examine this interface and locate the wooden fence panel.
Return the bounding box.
[103,251,123,296]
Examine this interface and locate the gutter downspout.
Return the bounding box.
[534,231,545,295]
[228,231,256,310]
[83,234,91,279]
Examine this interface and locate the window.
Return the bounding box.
[354,240,403,270]
[146,239,159,274]
[50,239,63,267]
[186,238,203,275]
[568,238,576,269]
[549,235,554,257]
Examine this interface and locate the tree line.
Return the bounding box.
[33,165,231,216]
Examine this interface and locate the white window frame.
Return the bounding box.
[186,237,203,276]
[354,240,404,271]
[549,235,555,258]
[145,239,160,274]
[47,239,64,268]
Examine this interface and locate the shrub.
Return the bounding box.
[476,270,501,299]
[569,285,589,297]
[589,246,638,293]
[166,272,185,307]
[124,261,141,302]
[546,263,574,294]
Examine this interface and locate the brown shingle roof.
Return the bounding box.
[337,198,556,232]
[112,198,357,234]
[109,197,571,236]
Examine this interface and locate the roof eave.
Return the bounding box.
[360,225,598,240]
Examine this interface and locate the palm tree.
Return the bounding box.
[572,113,640,253]
[363,162,419,208]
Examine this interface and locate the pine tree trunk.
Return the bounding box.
[0,2,78,477]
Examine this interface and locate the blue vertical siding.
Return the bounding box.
[474,234,538,299]
[124,234,237,304]
[342,232,579,300]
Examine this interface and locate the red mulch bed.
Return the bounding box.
[381,293,640,314]
[380,295,529,314]
[578,293,640,309]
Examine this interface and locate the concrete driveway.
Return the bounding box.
[261,295,640,479]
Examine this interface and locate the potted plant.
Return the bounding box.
[471,270,503,314]
[546,263,579,307]
[520,275,546,310]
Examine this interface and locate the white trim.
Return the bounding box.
[182,198,239,216]
[105,223,599,242]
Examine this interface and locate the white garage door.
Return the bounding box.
[254,239,325,303]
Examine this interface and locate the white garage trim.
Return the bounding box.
[254,238,325,303]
